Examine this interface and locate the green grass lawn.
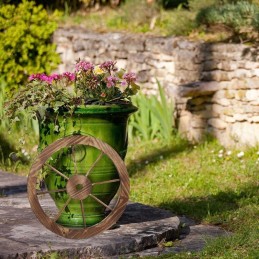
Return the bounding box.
[126,137,259,258]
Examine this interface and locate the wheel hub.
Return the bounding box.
[66,175,92,200]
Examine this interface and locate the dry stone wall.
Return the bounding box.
[53,28,259,147]
[178,45,259,147]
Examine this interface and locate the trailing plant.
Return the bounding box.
[0,0,61,93]
[129,81,175,144]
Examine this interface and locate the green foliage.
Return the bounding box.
[0,75,38,173]
[129,81,175,144]
[0,0,60,92]
[196,1,259,39]
[0,78,8,129]
[188,0,219,11]
[107,0,159,33]
[158,7,196,35]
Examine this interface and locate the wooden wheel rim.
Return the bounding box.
[27,135,130,239]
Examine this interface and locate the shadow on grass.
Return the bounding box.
[126,139,192,177]
[158,183,259,224]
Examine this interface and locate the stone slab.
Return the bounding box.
[0,170,27,196]
[0,195,180,259]
[126,221,230,257]
[0,171,230,258]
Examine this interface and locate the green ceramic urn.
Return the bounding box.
[38,104,137,227]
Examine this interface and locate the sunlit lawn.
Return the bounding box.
[126,137,259,258]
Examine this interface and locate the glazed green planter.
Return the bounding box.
[38,104,137,227]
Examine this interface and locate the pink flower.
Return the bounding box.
[100,61,117,72]
[49,73,61,81]
[62,72,76,82]
[75,61,94,72]
[28,74,38,81]
[28,73,52,84]
[123,72,137,84]
[121,80,127,87]
[106,76,118,88]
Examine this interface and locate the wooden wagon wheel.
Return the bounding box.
[27,135,130,239]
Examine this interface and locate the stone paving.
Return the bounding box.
[0,171,230,258]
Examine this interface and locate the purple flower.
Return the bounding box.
[100,61,117,72]
[106,76,118,88]
[28,73,44,81]
[62,72,76,82]
[49,73,61,81]
[121,81,127,87]
[28,74,38,81]
[123,72,137,84]
[28,73,52,84]
[75,61,94,72]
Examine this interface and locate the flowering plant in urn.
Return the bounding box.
[4,60,140,233]
[5,60,139,122]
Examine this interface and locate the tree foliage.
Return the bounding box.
[0,0,60,92]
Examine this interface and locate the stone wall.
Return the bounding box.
[53,28,259,147]
[178,45,259,147]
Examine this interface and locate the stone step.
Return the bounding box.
[0,170,27,196]
[0,171,230,258]
[0,196,180,258]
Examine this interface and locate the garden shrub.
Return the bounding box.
[196,1,259,40]
[0,0,60,93]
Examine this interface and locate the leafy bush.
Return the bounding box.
[129,81,175,144]
[196,1,259,33]
[0,0,60,92]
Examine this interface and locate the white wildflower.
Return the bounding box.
[237,151,244,158]
[226,150,232,156]
[219,149,224,154]
[218,154,223,158]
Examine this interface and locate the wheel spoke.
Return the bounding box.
[89,194,113,211]
[85,151,104,177]
[80,200,86,228]
[45,163,69,180]
[36,188,67,195]
[71,145,78,174]
[53,197,72,222]
[92,179,120,186]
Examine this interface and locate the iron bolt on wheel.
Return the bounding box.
[27,135,130,239]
